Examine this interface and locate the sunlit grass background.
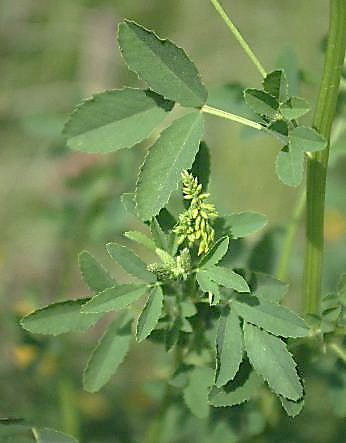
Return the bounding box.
[1,1,345,442]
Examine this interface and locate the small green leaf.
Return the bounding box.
[118,20,207,107]
[201,266,250,293]
[183,366,214,418]
[32,428,79,443]
[276,46,300,96]
[196,271,221,304]
[21,299,102,335]
[280,396,304,417]
[81,284,147,314]
[263,70,289,103]
[244,322,303,400]
[232,296,309,337]
[225,211,268,239]
[83,315,132,392]
[244,89,279,120]
[136,286,163,341]
[106,242,154,283]
[181,300,197,318]
[124,231,157,252]
[250,272,288,304]
[78,250,115,293]
[150,217,169,251]
[63,88,173,153]
[280,96,310,120]
[275,145,304,187]
[289,126,327,152]
[199,236,229,268]
[209,366,262,407]
[215,309,243,387]
[136,111,204,221]
[190,141,210,191]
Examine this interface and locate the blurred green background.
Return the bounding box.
[1,1,345,442]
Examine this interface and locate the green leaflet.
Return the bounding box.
[199,236,229,268]
[150,217,169,251]
[275,145,304,187]
[183,366,214,419]
[196,271,221,304]
[81,284,147,314]
[31,428,79,443]
[190,141,210,192]
[289,126,327,152]
[280,396,304,417]
[232,296,309,338]
[263,70,289,103]
[244,88,279,120]
[118,20,207,107]
[83,315,132,392]
[243,322,303,401]
[124,230,157,252]
[201,265,250,293]
[136,286,163,342]
[136,111,204,221]
[106,242,154,283]
[215,309,243,387]
[209,367,262,407]
[280,96,310,120]
[78,250,115,292]
[225,211,268,239]
[275,47,300,96]
[20,299,102,336]
[0,421,79,443]
[250,272,288,304]
[63,88,173,153]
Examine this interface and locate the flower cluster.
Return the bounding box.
[173,170,218,255]
[147,248,191,281]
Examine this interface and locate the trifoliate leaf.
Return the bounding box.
[289,126,327,152]
[81,284,147,314]
[118,20,207,107]
[136,286,163,341]
[124,231,157,252]
[244,322,303,400]
[106,242,155,283]
[63,88,173,153]
[244,89,279,120]
[232,295,309,337]
[183,366,214,418]
[20,299,102,335]
[83,315,132,392]
[199,236,229,268]
[225,211,267,239]
[78,250,115,293]
[275,145,304,187]
[215,309,243,387]
[280,96,310,120]
[136,111,204,221]
[263,70,289,103]
[201,266,250,293]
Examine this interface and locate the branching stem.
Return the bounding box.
[201,105,263,130]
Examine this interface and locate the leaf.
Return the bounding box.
[118,20,207,107]
[209,365,262,407]
[106,242,154,283]
[244,89,279,120]
[20,299,102,335]
[280,96,310,120]
[196,271,221,304]
[215,309,243,387]
[280,396,304,417]
[136,286,163,341]
[276,47,300,96]
[63,88,173,153]
[201,266,250,293]
[124,231,157,252]
[33,428,79,443]
[232,296,309,337]
[243,322,303,400]
[181,300,197,318]
[263,70,289,103]
[83,314,132,392]
[225,212,268,239]
[275,145,304,187]
[199,236,229,268]
[81,284,147,314]
[150,217,169,251]
[183,366,214,418]
[78,250,115,292]
[136,111,204,221]
[190,141,210,191]
[289,126,327,152]
[249,272,288,304]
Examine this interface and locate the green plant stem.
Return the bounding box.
[276,190,306,281]
[58,377,80,440]
[304,0,346,314]
[329,342,346,363]
[201,105,263,130]
[209,0,266,77]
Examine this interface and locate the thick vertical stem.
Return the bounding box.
[304,0,346,314]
